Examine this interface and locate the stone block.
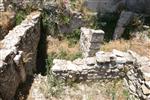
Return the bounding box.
[142,85,150,95]
[80,27,104,57]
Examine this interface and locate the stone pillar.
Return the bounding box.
[80,27,104,57]
[113,11,134,39]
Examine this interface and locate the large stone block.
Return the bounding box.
[80,27,104,57]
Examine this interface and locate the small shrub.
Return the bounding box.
[66,51,82,61]
[45,50,82,97]
[66,29,80,46]
[123,89,130,99]
[46,54,65,97]
[15,10,27,25]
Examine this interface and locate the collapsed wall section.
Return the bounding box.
[124,52,150,99]
[0,11,41,100]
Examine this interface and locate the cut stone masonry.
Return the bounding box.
[52,49,150,99]
[0,11,41,100]
[80,27,104,57]
[52,49,135,80]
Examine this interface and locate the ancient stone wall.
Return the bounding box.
[84,0,150,14]
[52,50,150,99]
[0,11,41,100]
[124,51,150,99]
[52,50,135,80]
[80,27,104,57]
[84,0,117,13]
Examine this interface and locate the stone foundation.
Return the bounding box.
[52,49,150,99]
[0,11,41,100]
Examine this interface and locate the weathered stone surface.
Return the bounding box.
[113,11,134,39]
[129,84,136,93]
[142,85,150,95]
[80,27,104,57]
[0,11,41,100]
[145,81,150,89]
[52,50,137,80]
[0,0,4,11]
[84,0,117,13]
[2,11,41,75]
[84,0,150,14]
[96,49,134,64]
[96,51,111,63]
[139,66,150,81]
[52,49,150,99]
[85,57,96,66]
[0,49,22,100]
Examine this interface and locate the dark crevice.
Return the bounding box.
[14,76,34,100]
[36,17,48,75]
[14,17,48,100]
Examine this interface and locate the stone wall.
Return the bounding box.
[84,0,150,14]
[80,27,104,57]
[52,50,150,99]
[84,0,117,13]
[124,51,150,99]
[0,11,41,100]
[52,50,135,80]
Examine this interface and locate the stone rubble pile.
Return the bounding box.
[80,27,104,57]
[124,51,150,99]
[0,11,41,100]
[52,49,135,80]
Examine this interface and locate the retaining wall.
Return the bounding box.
[0,11,41,100]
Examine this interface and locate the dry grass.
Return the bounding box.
[101,38,150,58]
[47,36,80,55]
[27,76,129,100]
[0,42,3,48]
[0,11,15,29]
[55,80,129,100]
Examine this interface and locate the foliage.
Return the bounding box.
[42,1,72,36]
[15,10,27,25]
[46,54,65,97]
[45,49,82,97]
[66,29,81,46]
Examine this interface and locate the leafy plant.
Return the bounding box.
[15,10,27,25]
[46,54,65,97]
[66,29,81,46]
